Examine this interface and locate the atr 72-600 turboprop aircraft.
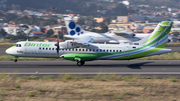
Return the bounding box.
[6,21,173,66]
[64,16,150,43]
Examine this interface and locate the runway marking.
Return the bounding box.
[1,72,180,75]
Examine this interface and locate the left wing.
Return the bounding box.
[60,35,94,49]
[71,35,94,46]
[114,30,135,37]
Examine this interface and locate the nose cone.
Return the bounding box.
[5,46,16,55]
[5,48,11,55]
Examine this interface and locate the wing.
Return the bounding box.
[70,35,94,47]
[114,30,135,37]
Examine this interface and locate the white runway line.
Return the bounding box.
[2,72,180,75]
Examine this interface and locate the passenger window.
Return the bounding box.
[110,50,112,52]
[93,49,95,51]
[116,50,118,52]
[16,44,18,47]
[43,48,45,50]
[79,49,81,51]
[100,49,102,52]
[120,50,121,52]
[82,49,84,51]
[113,50,115,52]
[107,50,108,52]
[46,48,48,50]
[39,47,41,50]
[52,48,54,50]
[96,49,98,52]
[49,48,51,50]
[19,44,21,47]
[103,50,105,52]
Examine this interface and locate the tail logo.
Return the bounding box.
[68,22,83,36]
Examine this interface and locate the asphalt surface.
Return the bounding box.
[0,60,180,75]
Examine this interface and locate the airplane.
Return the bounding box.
[63,16,150,43]
[6,21,173,66]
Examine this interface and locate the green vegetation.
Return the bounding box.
[171,79,177,82]
[0,43,15,46]
[15,84,21,88]
[28,94,35,97]
[113,94,123,99]
[0,73,180,100]
[166,42,180,45]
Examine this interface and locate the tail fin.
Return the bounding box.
[64,16,87,36]
[135,21,173,48]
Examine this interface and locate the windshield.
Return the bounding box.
[15,44,22,47]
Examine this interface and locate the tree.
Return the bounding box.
[113,3,129,16]
[100,24,108,33]
[77,17,85,25]
[46,29,54,37]
[0,28,7,37]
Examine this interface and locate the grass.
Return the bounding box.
[15,84,21,88]
[113,94,123,99]
[0,74,180,100]
[166,42,180,45]
[171,79,177,82]
[0,55,64,61]
[0,43,15,46]
[28,94,35,97]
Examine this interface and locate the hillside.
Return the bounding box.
[131,0,180,8]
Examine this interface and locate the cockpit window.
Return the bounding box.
[15,44,22,47]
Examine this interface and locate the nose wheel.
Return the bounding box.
[14,59,17,62]
[76,61,85,66]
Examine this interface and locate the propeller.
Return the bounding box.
[55,32,60,56]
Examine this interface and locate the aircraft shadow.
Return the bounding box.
[35,61,154,69]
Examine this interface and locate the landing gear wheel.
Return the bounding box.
[14,59,17,62]
[81,61,85,65]
[76,61,85,67]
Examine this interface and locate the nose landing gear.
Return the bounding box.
[14,59,17,62]
[14,56,18,62]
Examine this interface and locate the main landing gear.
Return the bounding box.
[76,60,85,67]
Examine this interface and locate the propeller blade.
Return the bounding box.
[55,32,60,56]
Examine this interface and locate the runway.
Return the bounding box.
[1,60,180,75]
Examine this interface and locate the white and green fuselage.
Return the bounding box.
[6,21,173,63]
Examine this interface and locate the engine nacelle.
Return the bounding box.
[59,40,77,49]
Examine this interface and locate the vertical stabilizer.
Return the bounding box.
[135,21,173,48]
[64,16,87,36]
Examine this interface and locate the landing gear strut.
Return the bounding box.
[76,61,85,66]
[14,59,17,62]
